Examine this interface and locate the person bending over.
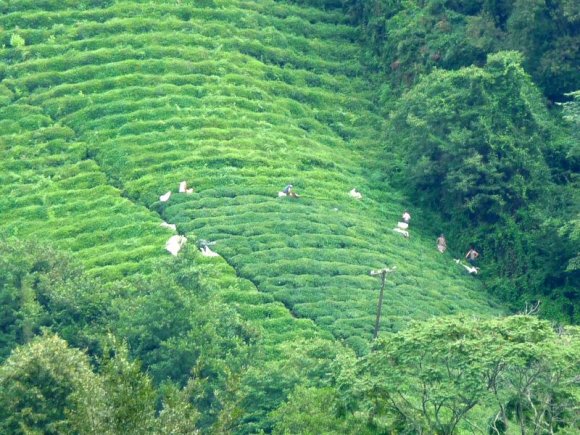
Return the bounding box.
[283,184,300,198]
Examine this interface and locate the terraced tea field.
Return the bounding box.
[0,0,502,347]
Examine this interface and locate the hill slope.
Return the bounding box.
[0,0,502,346]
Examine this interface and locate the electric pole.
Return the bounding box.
[370,267,396,339]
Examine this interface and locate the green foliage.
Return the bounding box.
[238,338,350,433]
[2,0,576,432]
[345,316,580,434]
[0,333,109,435]
[271,386,360,434]
[287,0,346,10]
[389,52,578,320]
[0,238,112,361]
[155,381,200,435]
[99,337,157,434]
[0,0,501,348]
[349,0,495,88]
[0,333,202,434]
[112,258,261,429]
[10,32,26,48]
[504,0,580,100]
[349,0,579,100]
[392,51,550,222]
[556,91,580,279]
[114,262,258,375]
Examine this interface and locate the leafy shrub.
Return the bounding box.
[9,33,26,48]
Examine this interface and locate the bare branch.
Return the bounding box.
[520,300,541,316]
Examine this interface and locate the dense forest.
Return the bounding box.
[342,0,579,321]
[1,0,578,433]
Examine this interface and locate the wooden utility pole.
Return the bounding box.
[370,267,396,339]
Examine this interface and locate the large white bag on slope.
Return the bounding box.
[200,245,220,257]
[166,235,187,256]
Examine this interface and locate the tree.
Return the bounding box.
[392,51,550,223]
[348,0,579,100]
[359,318,492,433]
[237,338,349,433]
[0,333,205,434]
[505,0,580,100]
[347,0,496,89]
[558,90,580,276]
[387,51,580,318]
[345,316,580,434]
[0,333,110,434]
[99,337,157,434]
[155,380,200,434]
[271,386,361,434]
[0,238,112,361]
[112,262,259,430]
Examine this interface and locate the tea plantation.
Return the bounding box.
[0,0,502,349]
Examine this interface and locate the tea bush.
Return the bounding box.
[1,0,500,353]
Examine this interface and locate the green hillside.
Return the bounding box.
[1,1,578,434]
[0,0,500,347]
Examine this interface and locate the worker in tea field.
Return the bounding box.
[465,246,479,266]
[436,234,447,253]
[282,184,300,198]
[402,210,411,224]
